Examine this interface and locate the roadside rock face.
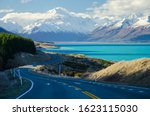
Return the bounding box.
[88,58,150,87]
[0,70,17,89]
[0,72,9,88]
[5,51,51,69]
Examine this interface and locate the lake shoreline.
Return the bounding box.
[54,42,150,45]
[42,43,150,61]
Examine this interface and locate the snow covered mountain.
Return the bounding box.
[0,7,150,42]
[0,7,101,41]
[89,15,150,42]
[0,7,97,33]
[0,26,11,33]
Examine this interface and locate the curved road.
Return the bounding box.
[16,54,150,99]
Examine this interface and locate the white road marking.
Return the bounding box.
[114,86,118,88]
[68,85,72,88]
[121,87,125,89]
[53,80,57,82]
[139,91,144,93]
[46,83,51,86]
[16,78,34,99]
[74,82,81,85]
[92,82,95,84]
[63,83,67,85]
[75,88,80,91]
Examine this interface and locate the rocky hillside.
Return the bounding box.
[4,51,51,69]
[88,58,150,87]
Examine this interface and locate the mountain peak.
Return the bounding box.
[48,7,69,15]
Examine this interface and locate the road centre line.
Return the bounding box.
[82,91,100,99]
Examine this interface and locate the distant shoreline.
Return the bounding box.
[54,42,150,45]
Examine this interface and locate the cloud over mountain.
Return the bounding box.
[0,7,99,34]
[21,0,32,4]
[0,9,14,13]
[88,0,150,18]
[0,1,150,42]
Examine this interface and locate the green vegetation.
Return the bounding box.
[34,53,113,78]
[0,78,31,99]
[61,58,112,77]
[0,70,32,99]
[0,33,36,66]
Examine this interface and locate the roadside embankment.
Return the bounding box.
[88,58,150,88]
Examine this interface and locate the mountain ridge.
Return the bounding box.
[0,27,10,33]
[89,15,150,42]
[0,7,150,42]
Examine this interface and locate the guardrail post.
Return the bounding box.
[58,64,61,76]
[13,68,16,77]
[18,69,23,86]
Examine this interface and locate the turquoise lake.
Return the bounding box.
[43,43,150,61]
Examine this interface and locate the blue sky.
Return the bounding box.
[0,0,150,18]
[0,0,106,12]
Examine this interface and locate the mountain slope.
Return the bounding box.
[21,31,89,42]
[88,58,150,87]
[0,27,10,33]
[89,15,150,42]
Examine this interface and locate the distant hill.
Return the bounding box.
[0,27,10,33]
[88,58,150,87]
[21,32,89,42]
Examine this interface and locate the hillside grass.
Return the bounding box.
[89,58,150,88]
[0,78,31,99]
[34,53,113,78]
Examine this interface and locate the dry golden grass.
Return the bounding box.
[88,58,150,87]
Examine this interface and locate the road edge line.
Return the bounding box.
[16,78,34,99]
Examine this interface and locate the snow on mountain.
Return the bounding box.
[0,7,99,34]
[0,26,10,33]
[114,15,150,29]
[0,19,22,33]
[133,15,150,28]
[0,7,150,42]
[89,15,150,42]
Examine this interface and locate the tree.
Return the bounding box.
[0,33,36,63]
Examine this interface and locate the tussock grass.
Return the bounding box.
[89,58,150,87]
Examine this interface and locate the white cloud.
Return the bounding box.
[88,0,150,18]
[21,0,32,4]
[1,7,92,27]
[0,9,14,13]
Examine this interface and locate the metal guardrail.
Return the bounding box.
[12,68,23,86]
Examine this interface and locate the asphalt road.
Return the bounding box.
[16,67,150,99]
